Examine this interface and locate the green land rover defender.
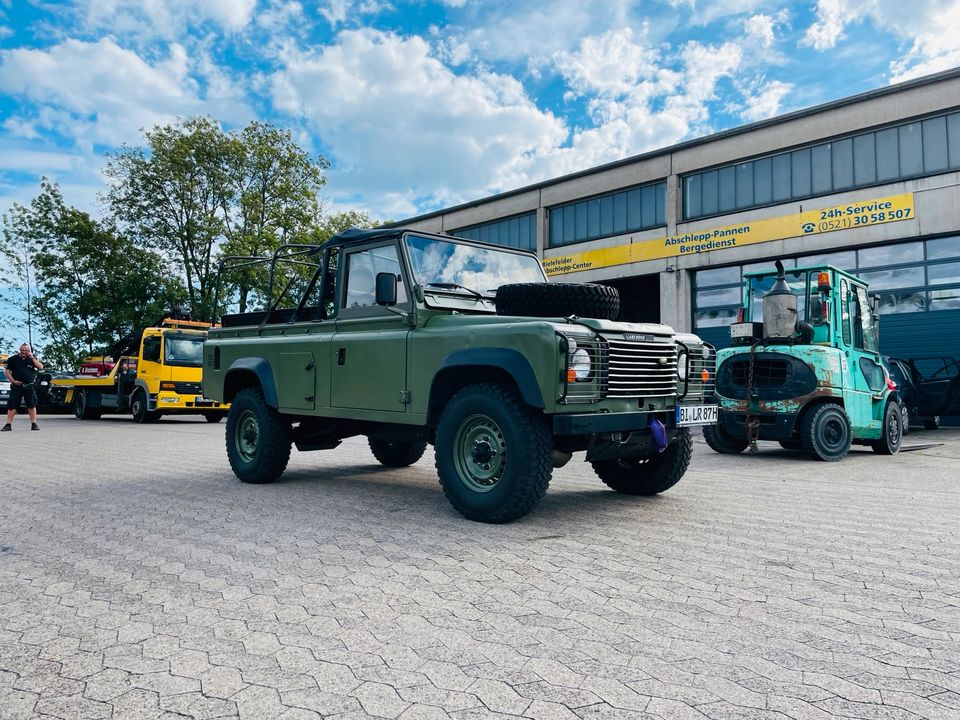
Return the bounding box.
[203,228,717,522]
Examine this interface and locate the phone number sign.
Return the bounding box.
[543,193,916,276]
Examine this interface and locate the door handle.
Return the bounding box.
[337,348,346,366]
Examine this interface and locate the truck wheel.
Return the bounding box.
[702,424,749,454]
[592,428,692,495]
[800,403,851,462]
[73,390,101,420]
[204,412,226,424]
[435,383,552,523]
[368,438,427,467]
[494,282,620,320]
[871,401,903,455]
[225,388,292,484]
[924,416,940,430]
[131,390,161,423]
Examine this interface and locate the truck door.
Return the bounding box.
[331,242,410,413]
[842,280,886,431]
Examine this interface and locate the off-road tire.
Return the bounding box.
[871,400,903,455]
[225,387,292,484]
[73,390,101,420]
[495,282,620,320]
[368,437,428,467]
[779,439,802,450]
[924,415,940,430]
[702,424,749,454]
[204,412,226,424]
[800,403,851,462]
[592,428,692,495]
[435,383,552,523]
[131,390,160,423]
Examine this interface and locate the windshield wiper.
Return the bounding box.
[423,282,487,300]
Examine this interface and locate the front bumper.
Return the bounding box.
[719,410,799,442]
[553,410,673,435]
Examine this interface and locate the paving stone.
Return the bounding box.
[2,425,960,719]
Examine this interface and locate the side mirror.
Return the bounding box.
[375,272,398,306]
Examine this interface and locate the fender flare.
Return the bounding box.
[225,357,279,407]
[434,348,544,409]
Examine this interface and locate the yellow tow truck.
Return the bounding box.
[54,318,228,423]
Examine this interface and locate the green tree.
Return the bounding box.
[105,117,232,321]
[2,180,185,368]
[106,117,331,320]
[220,122,328,314]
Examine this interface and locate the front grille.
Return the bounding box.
[683,347,717,399]
[729,359,788,387]
[604,336,678,397]
[173,382,202,394]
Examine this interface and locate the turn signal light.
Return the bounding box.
[566,368,577,383]
[701,369,710,382]
[886,377,897,391]
[160,382,176,390]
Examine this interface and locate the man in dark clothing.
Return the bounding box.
[3,343,43,431]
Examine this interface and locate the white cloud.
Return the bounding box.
[801,0,960,80]
[271,29,567,216]
[743,13,776,48]
[0,38,251,152]
[737,78,793,121]
[554,27,659,96]
[801,0,855,50]
[75,0,256,39]
[538,38,744,178]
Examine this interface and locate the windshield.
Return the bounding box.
[405,234,546,295]
[747,271,809,322]
[164,334,205,367]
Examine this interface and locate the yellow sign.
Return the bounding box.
[543,193,916,276]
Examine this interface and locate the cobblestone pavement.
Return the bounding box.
[1,416,959,720]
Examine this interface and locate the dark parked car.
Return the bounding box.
[0,371,72,413]
[884,356,960,430]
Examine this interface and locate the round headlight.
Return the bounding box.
[702,345,711,360]
[677,352,688,381]
[571,348,591,381]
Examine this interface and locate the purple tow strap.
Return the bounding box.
[649,416,668,453]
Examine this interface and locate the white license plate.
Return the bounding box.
[676,404,718,426]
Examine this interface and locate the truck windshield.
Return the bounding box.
[747,271,809,322]
[405,234,546,295]
[164,334,205,367]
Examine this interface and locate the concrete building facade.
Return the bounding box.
[400,69,960,361]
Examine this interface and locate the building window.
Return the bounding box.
[549,181,666,247]
[451,212,537,252]
[692,235,960,335]
[682,109,960,221]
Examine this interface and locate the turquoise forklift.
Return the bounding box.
[703,261,902,461]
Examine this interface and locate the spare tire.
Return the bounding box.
[495,282,620,320]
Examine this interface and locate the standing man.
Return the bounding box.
[3,343,43,431]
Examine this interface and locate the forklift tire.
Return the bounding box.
[924,416,940,430]
[871,400,903,455]
[73,390,101,420]
[800,403,851,462]
[592,429,693,495]
[702,424,749,454]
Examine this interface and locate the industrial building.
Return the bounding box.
[400,68,960,359]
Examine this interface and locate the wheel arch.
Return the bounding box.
[428,349,544,427]
[224,358,278,407]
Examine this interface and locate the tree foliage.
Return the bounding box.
[106,117,330,319]
[1,181,184,367]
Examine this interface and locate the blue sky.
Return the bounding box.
[1,0,959,223]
